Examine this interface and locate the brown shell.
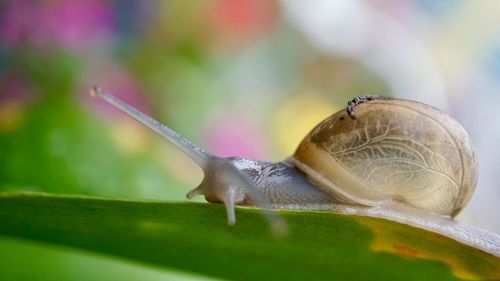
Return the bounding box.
[293,98,478,217]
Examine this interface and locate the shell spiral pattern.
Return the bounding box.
[293,99,478,217]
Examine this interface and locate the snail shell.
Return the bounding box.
[293,98,478,217]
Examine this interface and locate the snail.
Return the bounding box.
[90,87,500,257]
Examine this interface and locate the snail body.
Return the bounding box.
[91,87,499,257]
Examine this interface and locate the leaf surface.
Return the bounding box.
[1,192,499,280]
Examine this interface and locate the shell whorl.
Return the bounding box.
[293,99,478,217]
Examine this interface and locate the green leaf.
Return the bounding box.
[0,237,217,281]
[1,192,499,281]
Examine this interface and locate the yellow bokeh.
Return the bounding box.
[111,119,149,154]
[0,102,25,133]
[271,92,340,158]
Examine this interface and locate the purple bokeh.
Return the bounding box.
[1,0,114,50]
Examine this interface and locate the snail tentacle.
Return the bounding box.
[224,187,237,225]
[91,87,214,169]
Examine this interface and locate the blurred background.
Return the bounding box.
[1,0,500,280]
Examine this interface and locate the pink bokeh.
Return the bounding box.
[82,62,151,119]
[0,0,114,50]
[202,113,267,159]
